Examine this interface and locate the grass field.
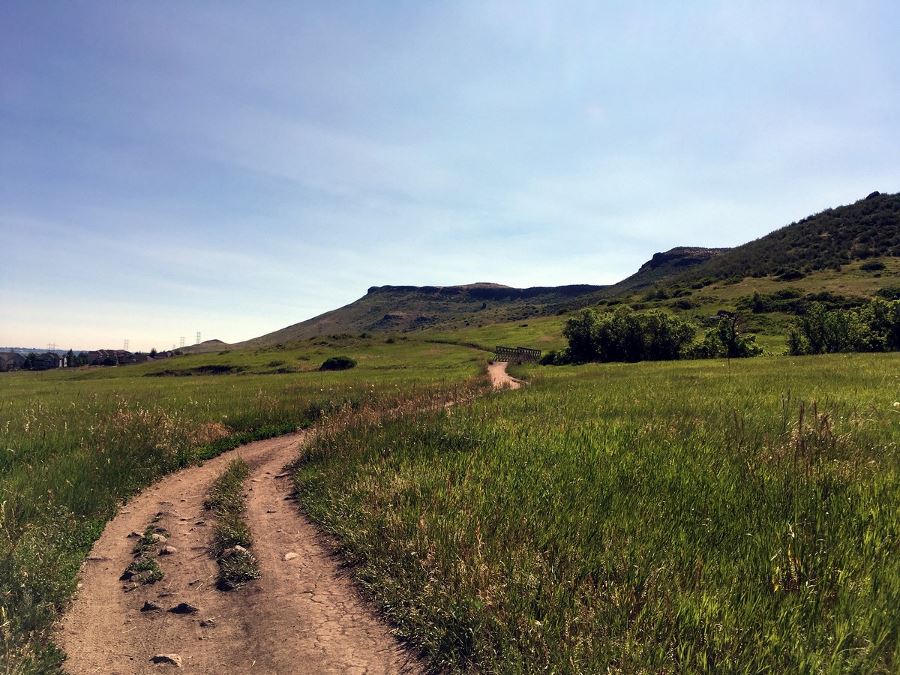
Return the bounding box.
[0,338,484,672]
[2,328,898,673]
[295,353,900,673]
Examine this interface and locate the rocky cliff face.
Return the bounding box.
[638,247,731,273]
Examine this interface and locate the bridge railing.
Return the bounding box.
[493,346,542,363]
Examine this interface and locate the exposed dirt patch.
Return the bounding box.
[488,361,523,390]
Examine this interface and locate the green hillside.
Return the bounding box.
[232,192,899,349]
[235,283,607,348]
[673,191,899,285]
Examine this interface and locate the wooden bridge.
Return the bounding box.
[493,346,542,363]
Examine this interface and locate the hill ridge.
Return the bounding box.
[235,191,899,347]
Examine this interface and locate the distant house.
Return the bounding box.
[115,350,137,364]
[85,349,139,366]
[30,352,60,370]
[0,352,26,372]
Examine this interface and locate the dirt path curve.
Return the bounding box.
[58,432,418,674]
[488,361,523,390]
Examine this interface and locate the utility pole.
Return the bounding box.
[195,331,201,345]
[179,336,185,348]
[124,338,129,351]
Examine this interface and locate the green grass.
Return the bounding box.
[3,320,899,673]
[205,459,260,590]
[0,337,483,673]
[295,353,900,673]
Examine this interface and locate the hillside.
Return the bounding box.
[181,339,227,354]
[672,191,899,285]
[236,192,899,347]
[606,246,730,293]
[236,283,607,347]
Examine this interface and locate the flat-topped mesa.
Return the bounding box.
[638,247,731,273]
[366,283,606,300]
[366,282,511,295]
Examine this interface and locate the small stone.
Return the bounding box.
[194,520,206,526]
[266,509,276,514]
[150,533,168,544]
[221,545,248,559]
[274,472,289,478]
[141,601,162,612]
[283,552,298,561]
[199,618,217,628]
[150,653,182,667]
[159,545,178,555]
[169,602,199,614]
[127,531,142,539]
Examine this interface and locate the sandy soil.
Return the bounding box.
[488,361,523,390]
[58,432,418,674]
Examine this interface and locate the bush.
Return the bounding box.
[777,268,806,281]
[539,350,566,366]
[560,308,696,364]
[861,260,886,272]
[319,356,357,371]
[690,314,762,359]
[788,299,900,355]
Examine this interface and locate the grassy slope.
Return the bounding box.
[671,191,900,284]
[0,337,484,673]
[295,353,900,673]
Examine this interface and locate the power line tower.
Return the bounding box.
[179,336,185,349]
[195,331,201,345]
[124,338,130,351]
[49,342,56,351]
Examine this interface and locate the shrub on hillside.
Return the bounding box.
[319,356,357,371]
[788,299,900,355]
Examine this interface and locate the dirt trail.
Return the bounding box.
[58,432,417,674]
[488,361,522,390]
[60,363,522,673]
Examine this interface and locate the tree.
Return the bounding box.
[561,307,696,364]
[562,309,600,363]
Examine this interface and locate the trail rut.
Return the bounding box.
[58,433,416,674]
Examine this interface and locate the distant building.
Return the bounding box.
[84,349,140,366]
[30,352,60,370]
[0,352,26,372]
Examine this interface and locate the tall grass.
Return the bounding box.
[0,340,483,673]
[295,353,899,672]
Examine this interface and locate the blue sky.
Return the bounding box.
[2,2,898,350]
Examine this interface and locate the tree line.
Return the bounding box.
[546,298,900,365]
